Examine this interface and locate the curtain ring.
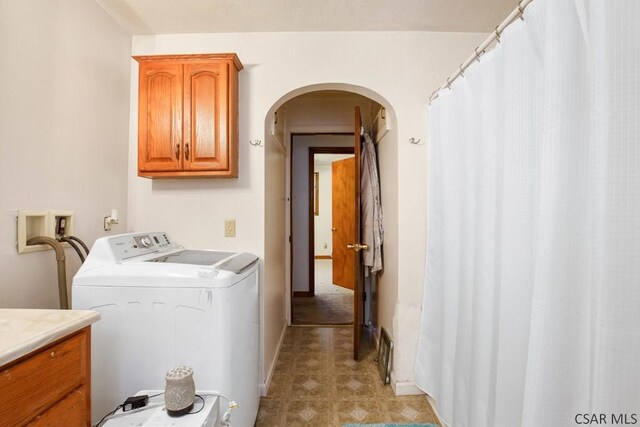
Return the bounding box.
[495,26,501,43]
[517,4,525,20]
[446,77,453,89]
[474,47,482,62]
[458,65,465,78]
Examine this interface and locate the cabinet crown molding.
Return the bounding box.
[133,53,243,71]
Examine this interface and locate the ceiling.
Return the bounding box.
[95,0,517,35]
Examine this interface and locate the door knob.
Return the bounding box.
[346,243,369,252]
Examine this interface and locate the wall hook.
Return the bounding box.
[409,137,421,145]
[249,140,263,147]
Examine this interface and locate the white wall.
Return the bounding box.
[314,163,333,256]
[263,123,287,393]
[291,135,353,293]
[0,0,131,308]
[129,30,486,391]
[375,121,400,379]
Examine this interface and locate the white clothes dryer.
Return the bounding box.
[72,232,259,427]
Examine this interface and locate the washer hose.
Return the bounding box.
[58,236,85,263]
[27,236,68,309]
[67,235,90,257]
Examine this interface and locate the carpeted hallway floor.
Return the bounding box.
[255,327,441,426]
[293,260,354,325]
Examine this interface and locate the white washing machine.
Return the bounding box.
[72,232,259,427]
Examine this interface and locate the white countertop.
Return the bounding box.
[0,309,100,367]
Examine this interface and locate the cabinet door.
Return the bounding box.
[138,62,183,173]
[183,61,230,173]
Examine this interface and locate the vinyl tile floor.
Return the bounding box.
[255,326,441,426]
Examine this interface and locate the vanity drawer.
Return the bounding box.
[0,329,89,426]
[28,386,87,427]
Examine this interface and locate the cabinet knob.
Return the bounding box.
[185,143,190,161]
[50,351,56,358]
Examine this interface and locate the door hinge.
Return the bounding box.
[363,292,367,302]
[288,235,292,243]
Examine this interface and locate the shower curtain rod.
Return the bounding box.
[428,0,534,104]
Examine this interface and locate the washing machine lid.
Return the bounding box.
[146,250,234,266]
[218,252,259,273]
[72,232,260,288]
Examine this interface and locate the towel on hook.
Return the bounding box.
[361,133,383,276]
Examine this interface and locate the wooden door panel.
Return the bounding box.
[184,61,229,171]
[353,107,363,360]
[138,63,182,172]
[332,157,356,290]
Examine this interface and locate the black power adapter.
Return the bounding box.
[122,395,149,412]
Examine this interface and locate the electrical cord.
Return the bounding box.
[199,391,238,426]
[94,392,209,426]
[187,394,205,414]
[94,393,163,427]
[93,404,122,427]
[148,391,164,398]
[95,402,165,425]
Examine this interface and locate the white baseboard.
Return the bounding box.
[260,323,288,396]
[393,380,426,396]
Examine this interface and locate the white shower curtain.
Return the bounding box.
[415,1,640,427]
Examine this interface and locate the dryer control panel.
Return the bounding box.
[108,232,178,261]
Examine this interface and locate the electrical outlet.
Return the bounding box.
[51,210,74,237]
[224,219,236,237]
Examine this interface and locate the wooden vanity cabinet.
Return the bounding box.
[134,54,243,178]
[0,327,91,427]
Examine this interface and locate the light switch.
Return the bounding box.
[224,219,236,237]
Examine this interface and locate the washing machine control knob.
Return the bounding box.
[140,236,152,247]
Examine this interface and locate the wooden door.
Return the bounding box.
[183,61,230,172]
[137,62,183,173]
[331,157,356,290]
[352,107,363,360]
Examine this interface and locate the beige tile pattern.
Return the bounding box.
[256,327,441,427]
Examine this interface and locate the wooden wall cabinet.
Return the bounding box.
[0,328,91,427]
[134,54,243,178]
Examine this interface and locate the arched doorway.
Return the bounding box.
[262,83,398,364]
